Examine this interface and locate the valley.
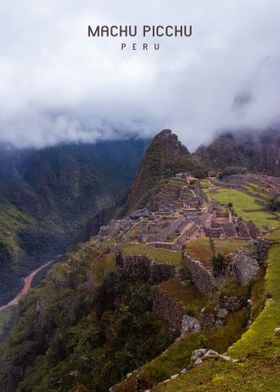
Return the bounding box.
[0,139,147,305]
[0,259,57,313]
[0,129,280,392]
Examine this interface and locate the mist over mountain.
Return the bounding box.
[196,128,280,176]
[1,1,280,150]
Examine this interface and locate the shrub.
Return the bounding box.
[211,253,226,276]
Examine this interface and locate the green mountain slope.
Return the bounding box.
[127,129,207,211]
[0,139,147,304]
[196,129,280,175]
[1,130,280,392]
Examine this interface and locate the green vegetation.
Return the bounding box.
[187,237,245,266]
[246,182,265,193]
[0,247,174,392]
[230,231,280,358]
[211,253,226,276]
[127,130,207,211]
[267,197,280,212]
[250,268,266,321]
[153,232,280,391]
[156,278,207,317]
[205,186,279,230]
[153,352,280,392]
[0,307,18,343]
[120,243,182,265]
[0,202,33,256]
[116,309,249,392]
[0,140,146,305]
[91,252,116,287]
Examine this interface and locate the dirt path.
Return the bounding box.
[0,260,55,312]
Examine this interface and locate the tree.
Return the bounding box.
[267,198,280,212]
[208,235,216,258]
[211,253,226,276]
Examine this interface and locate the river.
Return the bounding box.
[0,259,56,312]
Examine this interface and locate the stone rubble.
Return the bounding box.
[191,349,237,366]
[181,314,201,336]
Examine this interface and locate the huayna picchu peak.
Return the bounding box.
[1,129,280,392]
[127,129,207,212]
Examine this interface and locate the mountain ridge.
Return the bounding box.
[0,139,147,304]
[1,129,280,392]
[195,129,280,176]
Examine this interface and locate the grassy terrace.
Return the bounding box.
[150,231,280,391]
[116,180,280,391]
[120,243,182,265]
[229,230,280,358]
[204,185,279,230]
[156,278,207,317]
[88,242,182,287]
[153,352,280,392]
[187,237,245,266]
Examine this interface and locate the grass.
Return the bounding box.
[205,187,279,230]
[156,278,207,317]
[187,237,245,265]
[91,252,116,287]
[246,182,264,191]
[120,243,182,265]
[115,309,249,392]
[229,231,280,358]
[115,214,279,391]
[148,230,280,391]
[153,352,280,392]
[245,182,268,197]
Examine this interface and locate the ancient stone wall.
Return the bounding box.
[251,239,270,263]
[152,288,185,331]
[148,242,181,251]
[116,253,176,284]
[150,263,177,285]
[226,251,259,286]
[153,288,201,335]
[225,239,270,286]
[183,255,216,295]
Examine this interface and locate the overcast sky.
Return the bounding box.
[1,0,280,150]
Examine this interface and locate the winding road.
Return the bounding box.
[0,259,56,312]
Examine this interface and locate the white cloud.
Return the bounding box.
[0,0,280,150]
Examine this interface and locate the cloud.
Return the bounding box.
[0,0,280,150]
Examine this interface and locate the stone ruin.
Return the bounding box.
[115,253,176,285]
[183,254,216,296]
[226,239,270,286]
[183,238,270,294]
[204,205,260,239]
